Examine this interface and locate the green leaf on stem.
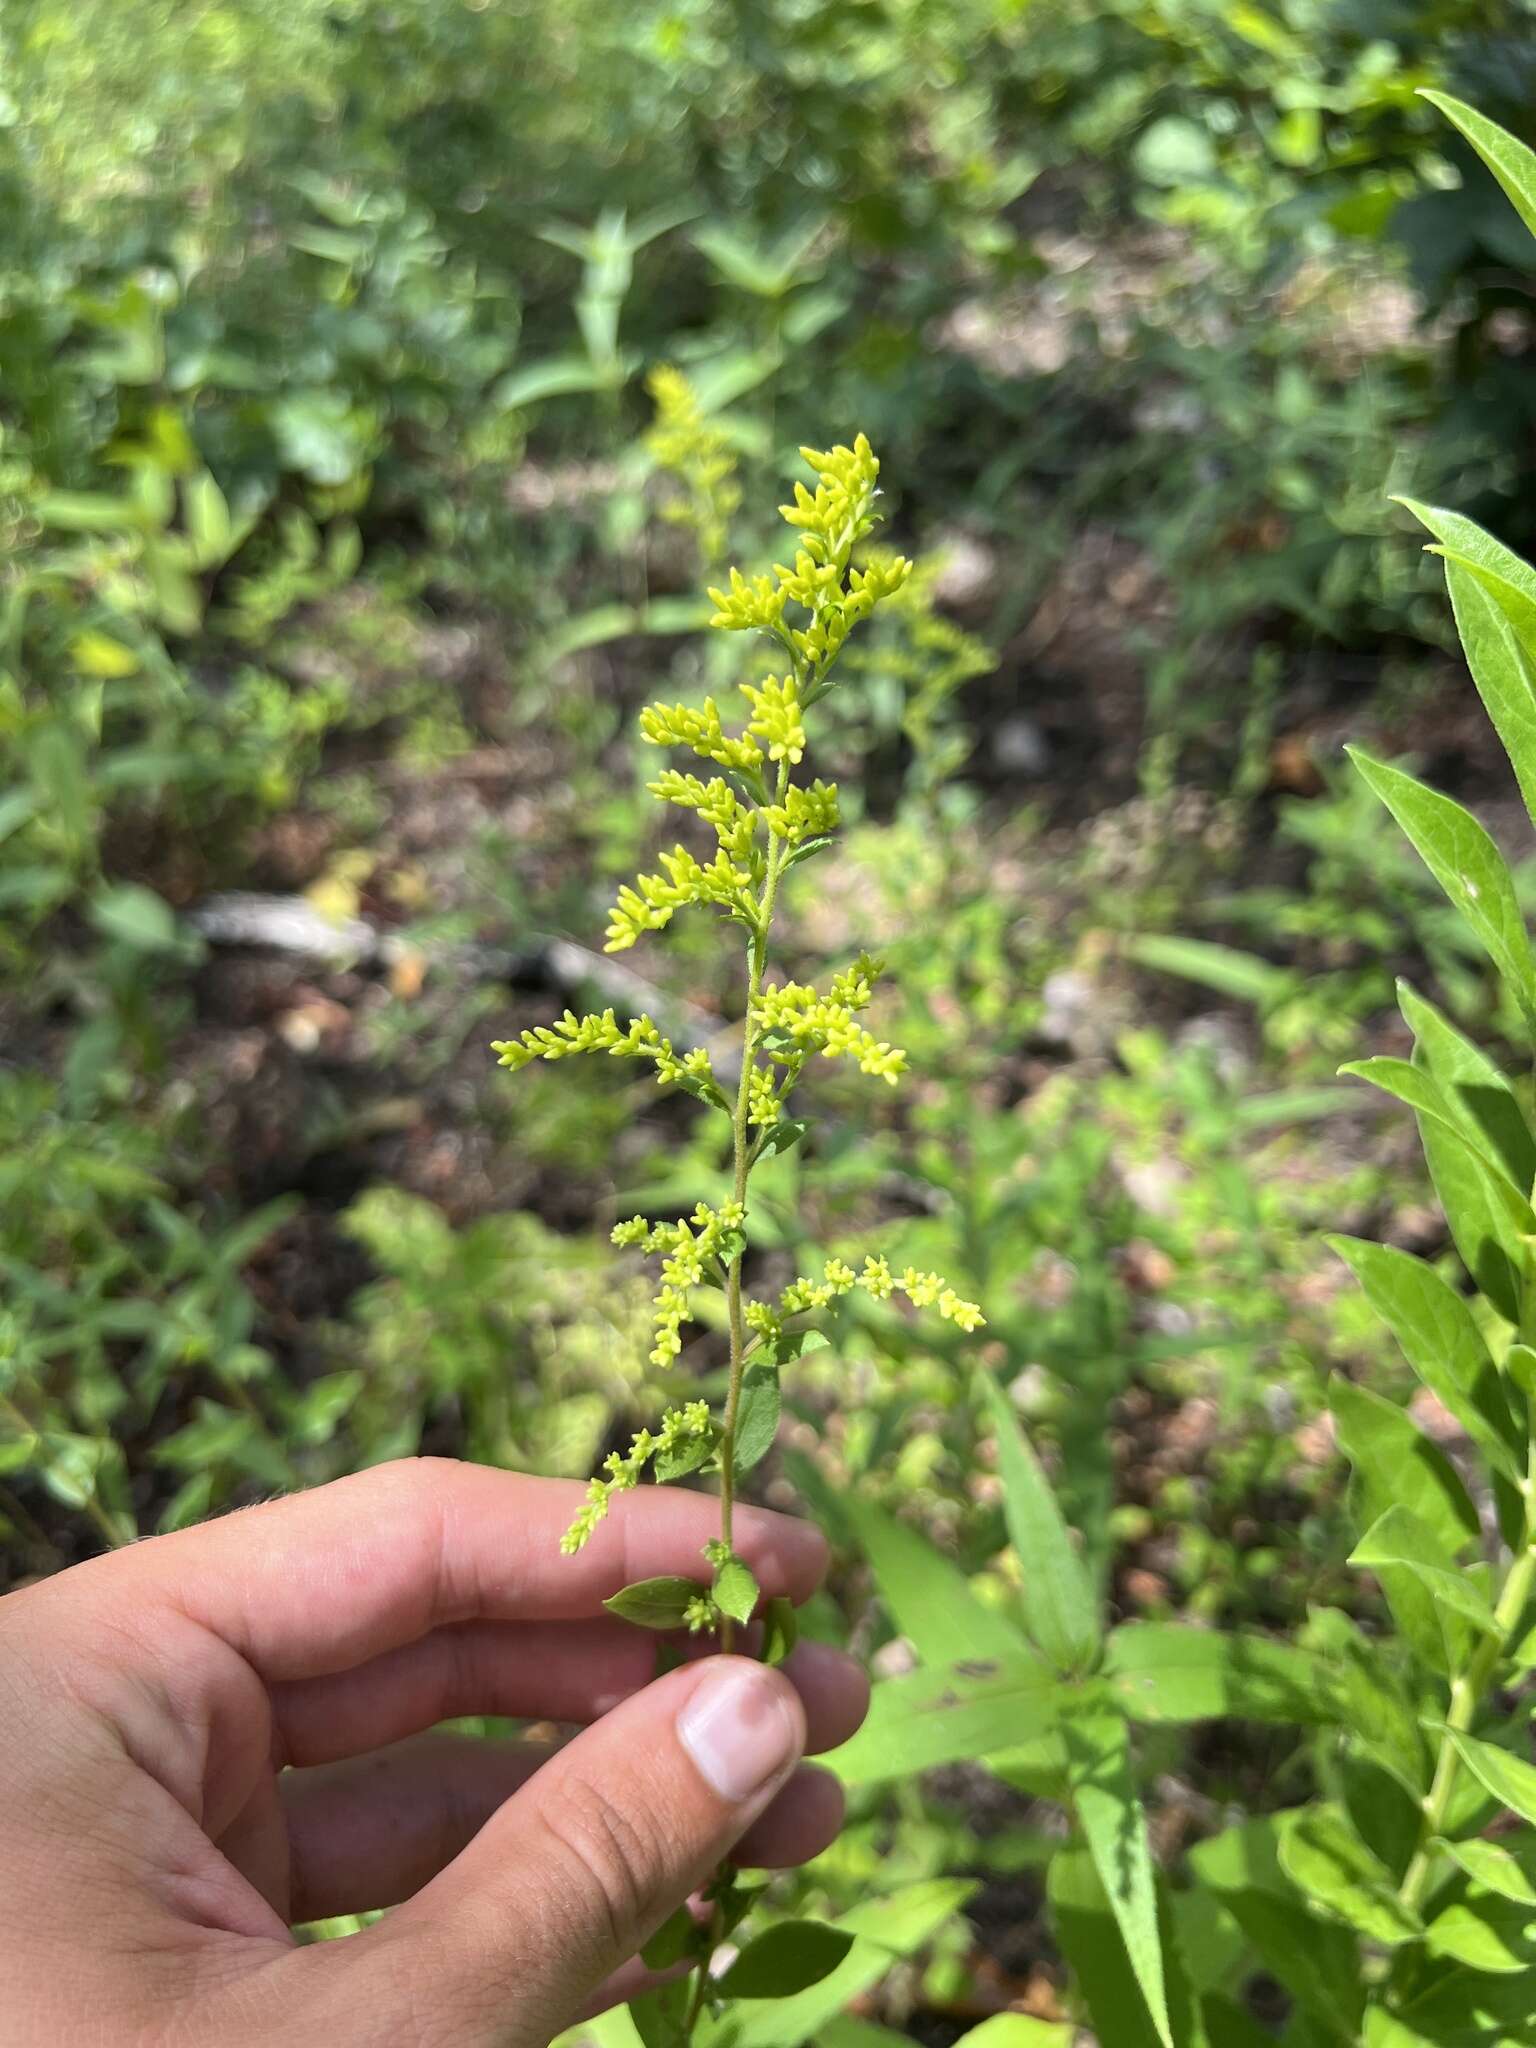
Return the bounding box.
[1102,1623,1337,1725]
[1345,747,1536,1023]
[1420,90,1536,243]
[1063,1709,1171,2048]
[713,1553,759,1627]
[1330,1376,1479,1546]
[642,1904,703,1970]
[629,1978,696,2048]
[1445,1729,1536,1829]
[1276,1802,1422,1946]
[1328,1234,1523,1483]
[835,1492,1025,1667]
[1047,1848,1198,2048]
[1437,1834,1536,1905]
[1188,1819,1364,2036]
[714,1921,855,1998]
[1425,1893,1536,1974]
[1337,1057,1532,1325]
[760,1595,798,1667]
[826,1654,1068,1785]
[732,1363,781,1476]
[980,1374,1100,1676]
[1350,1507,1498,1637]
[604,1576,705,1629]
[1441,559,1536,831]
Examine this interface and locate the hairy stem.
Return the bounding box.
[717,755,794,1651]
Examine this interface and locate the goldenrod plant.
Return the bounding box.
[494,437,984,2037]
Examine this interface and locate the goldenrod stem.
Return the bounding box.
[717,756,793,1652]
[1397,1485,1536,1913]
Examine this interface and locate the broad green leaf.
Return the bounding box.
[712,1554,759,1628]
[603,1576,703,1629]
[1445,1729,1536,1828]
[1350,1507,1498,1637]
[731,1362,781,1475]
[834,1492,1025,1667]
[1421,91,1536,245]
[714,1922,854,1998]
[1345,747,1536,1023]
[1104,1623,1338,1726]
[1188,1820,1364,2036]
[1277,1803,1422,1946]
[1425,1894,1536,1974]
[1048,1848,1202,2048]
[729,1881,975,2048]
[826,1655,1067,1786]
[1064,1710,1171,2048]
[981,1375,1100,1675]
[1328,1234,1522,1482]
[1442,560,1536,830]
[1329,1376,1479,1554]
[1437,1834,1536,1906]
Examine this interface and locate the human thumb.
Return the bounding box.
[311,1655,806,2046]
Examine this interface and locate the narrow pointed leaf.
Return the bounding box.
[1437,1834,1536,1905]
[1442,559,1536,829]
[1048,1848,1202,2048]
[1276,1802,1422,1946]
[1103,1623,1338,1725]
[1396,495,1536,617]
[981,1375,1100,1675]
[1445,1729,1536,1828]
[835,1492,1026,1666]
[1398,980,1536,1191]
[1328,1234,1522,1481]
[826,1655,1067,1785]
[1421,90,1536,244]
[1064,1709,1172,2048]
[1345,747,1536,1022]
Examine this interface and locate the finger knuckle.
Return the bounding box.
[534,1774,663,1963]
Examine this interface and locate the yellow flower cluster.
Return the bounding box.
[763,778,838,846]
[605,844,756,954]
[753,978,907,1083]
[747,1064,784,1127]
[740,674,806,765]
[707,438,913,675]
[560,1399,714,1554]
[611,1202,747,1367]
[491,1009,720,1101]
[639,698,765,777]
[746,1254,985,1339]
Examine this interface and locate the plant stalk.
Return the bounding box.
[1397,1507,1536,1913]
[716,755,793,1652]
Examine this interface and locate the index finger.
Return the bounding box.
[63,1459,828,1682]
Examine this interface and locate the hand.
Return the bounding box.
[0,1458,867,2046]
